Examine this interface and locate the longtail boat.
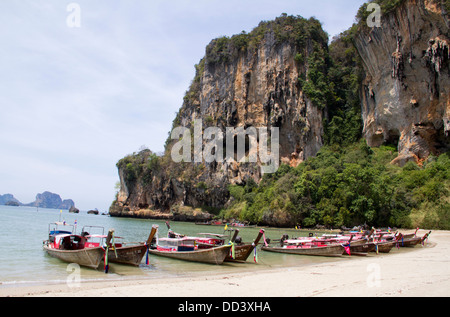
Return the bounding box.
[401,228,420,239]
[278,234,371,256]
[148,226,232,265]
[43,223,113,270]
[167,225,265,263]
[81,225,159,266]
[397,231,431,247]
[345,239,376,255]
[368,234,403,253]
[107,225,158,266]
[262,230,386,257]
[226,229,265,262]
[261,243,345,257]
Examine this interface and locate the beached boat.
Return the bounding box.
[148,226,232,265]
[262,243,345,257]
[82,225,159,266]
[338,238,372,256]
[368,240,397,253]
[277,233,370,256]
[149,239,232,265]
[226,229,265,262]
[367,233,403,253]
[107,225,158,266]
[345,239,376,255]
[166,227,265,262]
[397,231,431,247]
[43,223,113,270]
[401,228,420,240]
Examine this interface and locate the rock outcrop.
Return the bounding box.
[355,0,450,165]
[110,15,327,218]
[0,194,21,206]
[27,192,75,210]
[1,192,76,210]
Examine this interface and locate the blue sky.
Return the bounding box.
[0,0,367,211]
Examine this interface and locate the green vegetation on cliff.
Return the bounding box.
[222,141,450,229]
[204,13,328,67]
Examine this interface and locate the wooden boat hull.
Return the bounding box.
[107,224,157,266]
[342,240,375,255]
[225,244,254,262]
[108,244,148,266]
[43,245,104,269]
[262,244,344,257]
[369,241,396,253]
[348,242,375,254]
[226,230,265,262]
[149,245,232,265]
[398,237,422,247]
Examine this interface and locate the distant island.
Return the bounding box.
[0,191,76,210]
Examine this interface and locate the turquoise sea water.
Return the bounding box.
[0,205,343,288]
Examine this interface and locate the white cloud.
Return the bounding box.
[0,0,366,210]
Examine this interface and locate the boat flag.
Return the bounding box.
[343,243,351,256]
[253,243,258,263]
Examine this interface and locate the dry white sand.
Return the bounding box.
[2,229,449,297]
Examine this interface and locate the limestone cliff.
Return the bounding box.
[355,0,450,165]
[110,1,450,222]
[110,15,327,218]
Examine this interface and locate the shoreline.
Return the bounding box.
[2,230,450,297]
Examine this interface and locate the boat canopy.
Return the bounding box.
[284,239,315,244]
[85,234,123,239]
[159,238,197,246]
[197,233,226,238]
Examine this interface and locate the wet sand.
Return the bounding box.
[2,230,449,297]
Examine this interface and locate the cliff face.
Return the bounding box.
[110,16,327,218]
[355,0,450,165]
[110,1,450,222]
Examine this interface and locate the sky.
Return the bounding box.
[0,0,367,211]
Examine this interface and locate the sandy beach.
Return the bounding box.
[1,229,449,297]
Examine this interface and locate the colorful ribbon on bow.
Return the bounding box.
[104,245,109,273]
[145,243,150,265]
[228,241,236,259]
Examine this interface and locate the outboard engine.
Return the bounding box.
[280,234,289,246]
